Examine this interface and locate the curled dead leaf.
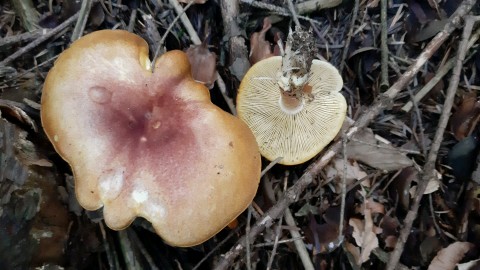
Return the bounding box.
[428,242,474,270]
[249,17,282,65]
[349,208,380,265]
[185,44,217,89]
[450,93,480,140]
[326,158,369,192]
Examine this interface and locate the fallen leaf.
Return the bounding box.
[384,235,397,249]
[409,170,440,197]
[0,99,37,132]
[185,44,217,89]
[450,93,480,140]
[347,128,413,171]
[390,167,418,210]
[304,216,340,255]
[365,198,385,215]
[249,17,281,65]
[428,242,474,270]
[345,241,361,265]
[349,207,379,264]
[457,258,480,270]
[326,158,369,192]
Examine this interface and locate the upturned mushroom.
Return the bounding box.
[41,30,261,247]
[236,56,346,165]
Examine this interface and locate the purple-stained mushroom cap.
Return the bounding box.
[41,30,261,247]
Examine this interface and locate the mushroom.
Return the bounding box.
[236,56,346,165]
[41,30,261,247]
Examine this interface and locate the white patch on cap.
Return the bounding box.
[132,189,149,203]
[146,201,166,219]
[99,169,124,200]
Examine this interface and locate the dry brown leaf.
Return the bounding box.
[185,44,217,89]
[409,170,440,197]
[326,158,369,191]
[428,242,474,270]
[384,235,397,249]
[349,208,379,265]
[365,198,385,215]
[450,93,480,140]
[249,17,280,65]
[345,241,361,265]
[347,128,413,171]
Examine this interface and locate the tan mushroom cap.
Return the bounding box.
[237,56,346,165]
[41,30,261,247]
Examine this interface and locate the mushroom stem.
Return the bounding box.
[279,88,304,114]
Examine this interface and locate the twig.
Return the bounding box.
[220,0,249,84]
[169,0,201,44]
[151,0,194,71]
[192,226,240,270]
[266,175,289,270]
[239,0,322,25]
[380,0,389,89]
[295,0,342,13]
[127,229,160,270]
[253,237,305,247]
[214,1,476,269]
[266,215,283,270]
[71,0,93,42]
[338,136,347,244]
[0,29,50,47]
[283,208,315,270]
[339,0,359,72]
[261,157,283,177]
[118,230,140,270]
[286,0,301,27]
[385,13,479,270]
[262,175,314,270]
[0,12,80,66]
[401,25,480,112]
[405,85,428,157]
[246,206,252,270]
[171,0,237,114]
[128,8,138,32]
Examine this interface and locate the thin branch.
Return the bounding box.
[339,0,359,72]
[385,13,479,270]
[70,0,93,42]
[239,0,322,25]
[380,0,389,89]
[0,12,80,66]
[171,0,237,114]
[283,208,315,270]
[401,25,480,112]
[286,0,301,27]
[151,0,194,71]
[214,1,476,268]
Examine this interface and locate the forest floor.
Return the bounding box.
[1,0,480,269]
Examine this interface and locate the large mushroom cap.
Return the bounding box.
[41,30,261,247]
[237,56,346,165]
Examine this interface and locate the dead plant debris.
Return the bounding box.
[1,0,480,269]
